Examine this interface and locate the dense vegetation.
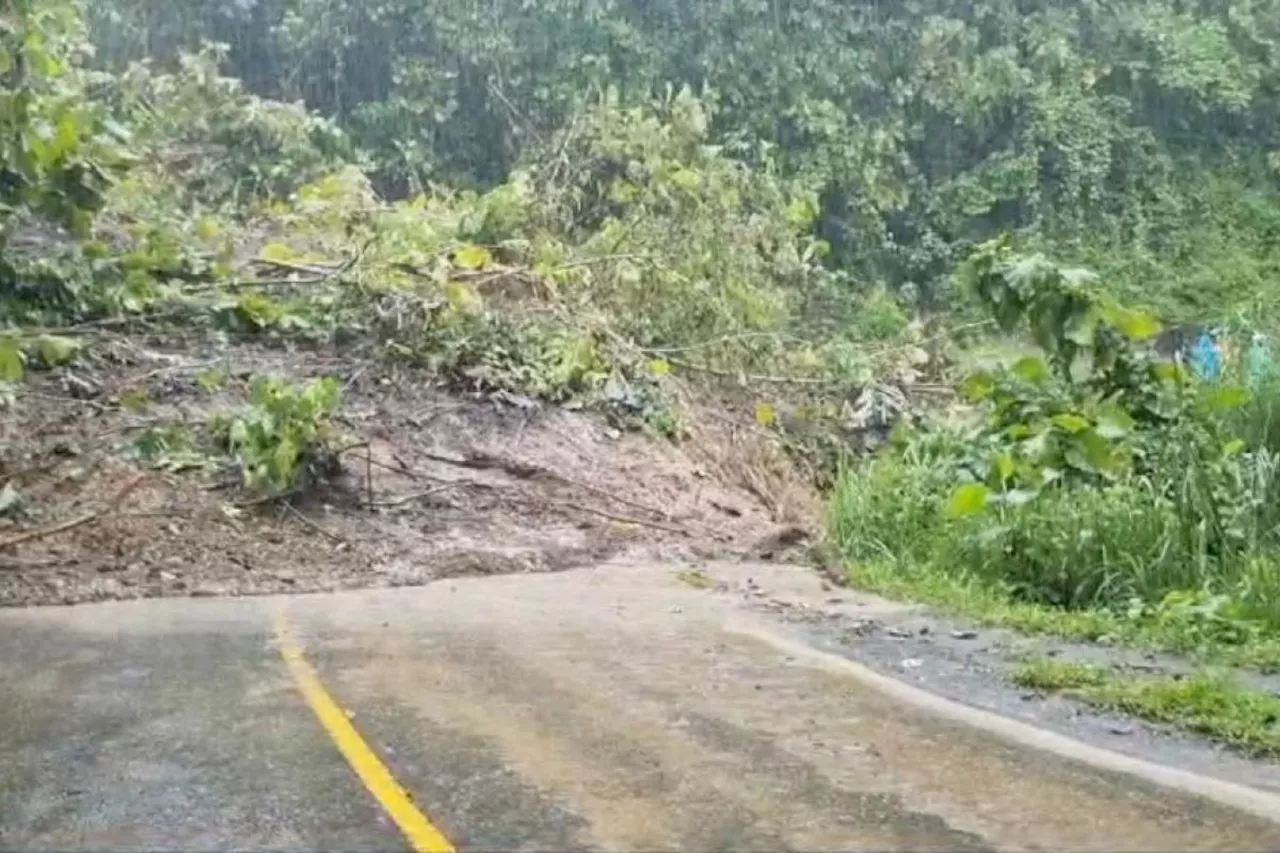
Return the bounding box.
[832,241,1280,671]
[88,0,1280,322]
[6,0,1280,721]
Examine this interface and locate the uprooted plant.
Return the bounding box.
[211,376,344,498]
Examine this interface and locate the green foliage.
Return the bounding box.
[0,332,83,380]
[1,0,125,234]
[1,0,132,324]
[132,423,218,474]
[1011,660,1109,691]
[524,87,823,367]
[103,43,351,210]
[833,440,1280,625]
[83,0,1280,320]
[950,240,1188,495]
[1013,659,1280,756]
[831,245,1280,651]
[213,376,344,496]
[403,310,613,403]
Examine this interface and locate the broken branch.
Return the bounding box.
[551,500,691,536]
[282,501,347,546]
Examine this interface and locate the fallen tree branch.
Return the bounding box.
[419,450,543,479]
[282,501,347,546]
[418,449,678,521]
[372,484,456,508]
[251,257,345,277]
[551,500,690,536]
[555,473,673,521]
[553,253,650,271]
[664,357,831,386]
[0,474,148,552]
[215,238,374,292]
[642,331,809,355]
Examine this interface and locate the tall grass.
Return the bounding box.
[829,388,1280,634]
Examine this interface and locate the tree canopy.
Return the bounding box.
[78,0,1280,322]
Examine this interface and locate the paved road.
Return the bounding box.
[2,561,1280,851]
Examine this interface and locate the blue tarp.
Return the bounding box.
[1192,332,1222,382]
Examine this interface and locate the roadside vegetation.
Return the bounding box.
[6,0,1280,749]
[1013,658,1280,756]
[830,241,1280,670]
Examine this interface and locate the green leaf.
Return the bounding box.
[1223,439,1247,459]
[195,217,223,242]
[1094,404,1135,439]
[1011,356,1049,385]
[669,168,702,194]
[1052,413,1091,434]
[755,402,778,427]
[786,196,819,229]
[1200,385,1253,413]
[947,483,990,518]
[120,389,150,413]
[259,242,298,263]
[1079,429,1127,475]
[994,453,1016,485]
[610,181,640,204]
[453,245,492,271]
[197,369,228,393]
[1105,306,1162,342]
[961,371,995,402]
[648,359,672,378]
[1154,362,1189,384]
[0,339,23,382]
[445,280,482,312]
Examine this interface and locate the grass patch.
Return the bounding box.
[828,385,1280,673]
[1013,659,1280,757]
[675,568,717,590]
[847,558,1280,672]
[1012,659,1109,690]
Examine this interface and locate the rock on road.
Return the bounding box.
[2,561,1279,851]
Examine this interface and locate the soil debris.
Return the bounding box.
[0,343,790,607]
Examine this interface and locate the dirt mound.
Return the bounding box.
[0,343,802,607]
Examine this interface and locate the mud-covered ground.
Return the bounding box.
[0,338,801,607]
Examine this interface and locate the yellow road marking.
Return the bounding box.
[273,611,455,853]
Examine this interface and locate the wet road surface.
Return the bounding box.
[2,561,1279,851]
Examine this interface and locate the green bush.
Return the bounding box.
[831,448,1280,631]
[214,376,344,496]
[830,243,1280,638]
[103,43,351,210]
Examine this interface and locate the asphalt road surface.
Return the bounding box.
[3,561,1279,851]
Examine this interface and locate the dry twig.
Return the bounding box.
[372,484,455,508]
[551,500,690,536]
[282,501,347,546]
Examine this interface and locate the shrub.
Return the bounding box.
[214,376,344,496]
[830,242,1280,636]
